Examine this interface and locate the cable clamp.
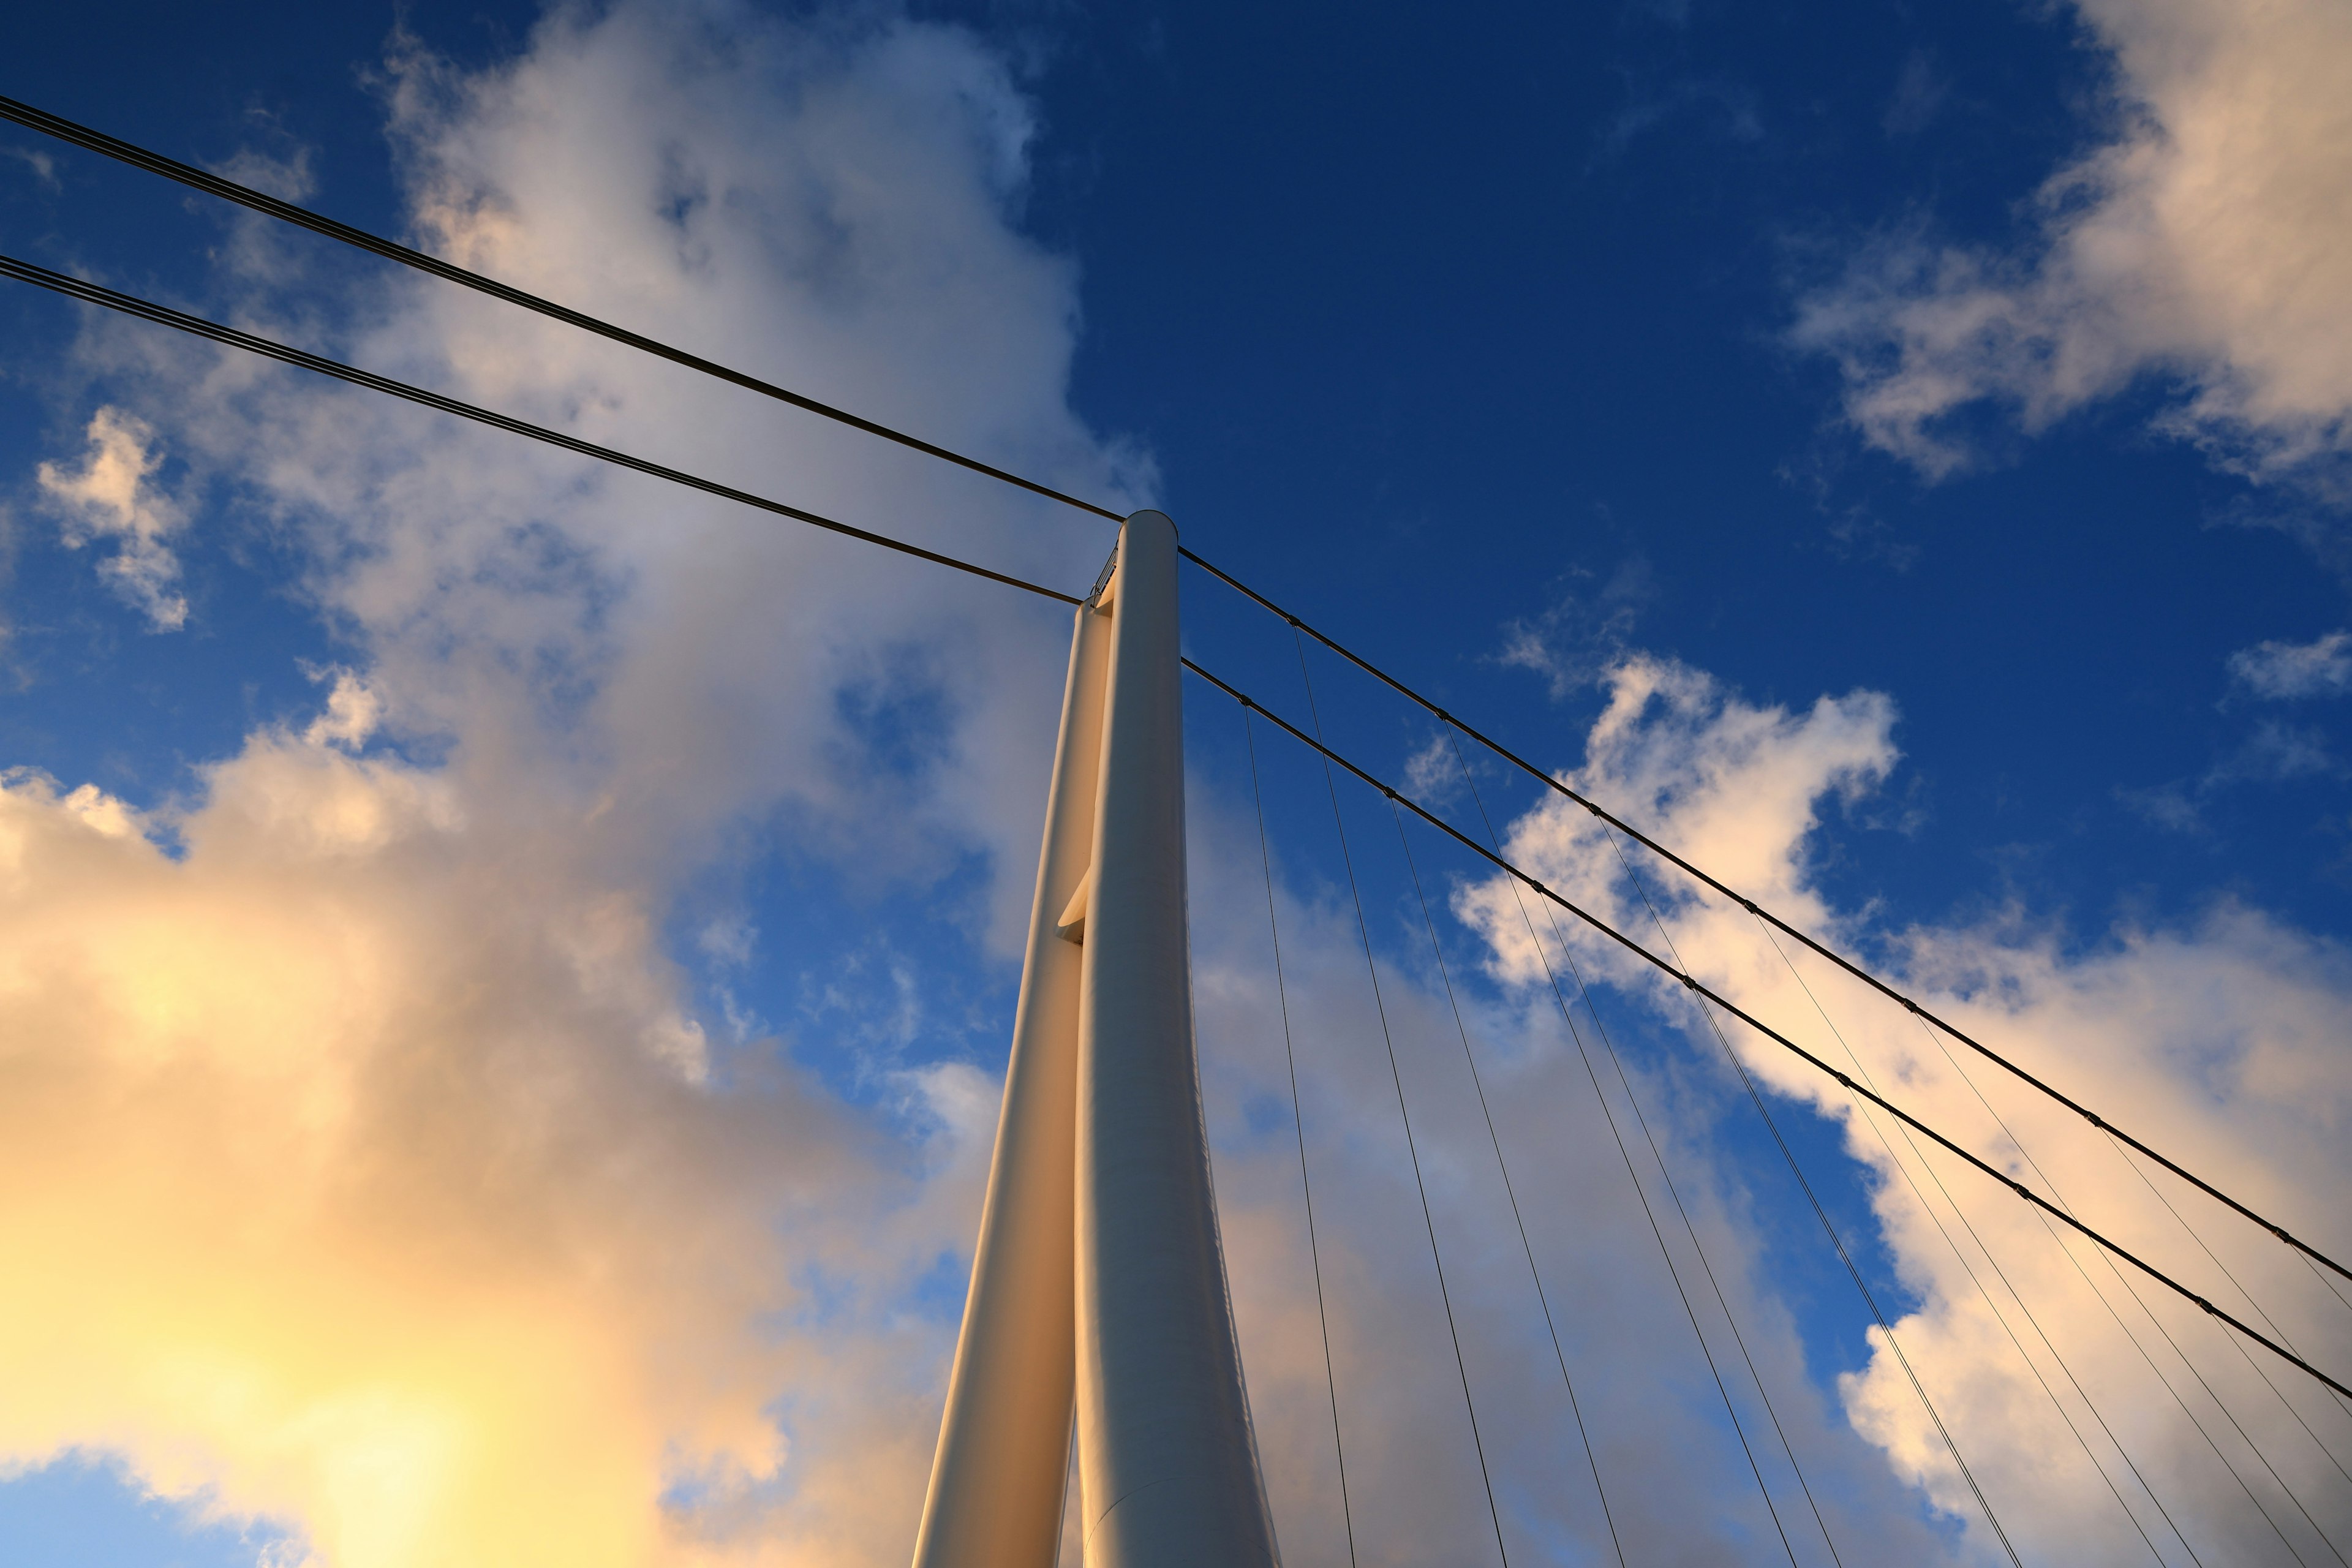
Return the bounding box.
[1680,974,1698,992]
[2195,1297,2215,1314]
[1902,998,1921,1014]
[1382,785,1397,799]
[1741,898,1759,914]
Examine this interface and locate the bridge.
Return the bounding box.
[7,91,2349,1568]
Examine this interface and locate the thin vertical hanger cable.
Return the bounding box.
[2307,1256,2352,1319]
[1754,914,2191,1567]
[1901,1000,2329,1564]
[2058,1190,2346,1566]
[1241,706,1360,1568]
[1291,627,1512,1568]
[1175,657,2352,1405]
[2101,1134,2352,1445]
[1385,796,1628,1568]
[8,78,2331,1292]
[1899,1012,2342,1567]
[13,73,2333,1306]
[1437,731,1809,1568]
[1175,551,2351,1297]
[1602,833,2027,1568]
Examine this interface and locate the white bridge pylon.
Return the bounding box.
[911,511,1281,1568]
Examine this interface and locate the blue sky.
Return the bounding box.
[3,1,2350,1564]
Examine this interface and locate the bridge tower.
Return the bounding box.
[910,511,1280,1568]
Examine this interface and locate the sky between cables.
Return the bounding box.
[5,236,2344,1417]
[0,88,2334,1306]
[6,9,2351,1563]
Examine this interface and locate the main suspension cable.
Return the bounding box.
[0,94,1125,524]
[12,91,2339,1297]
[1175,550,2352,1292]
[0,254,1082,607]
[1755,916,2195,1568]
[1893,1016,2346,1566]
[1607,834,2024,1568]
[1178,656,2352,1406]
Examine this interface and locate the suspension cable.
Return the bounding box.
[1439,734,1819,1566]
[1175,551,2352,1293]
[1895,1014,2347,1566]
[1239,707,1359,1568]
[0,94,1125,524]
[1386,796,1627,1568]
[2104,1134,2352,1441]
[1607,834,2026,1568]
[1178,656,2352,1406]
[21,88,2334,1292]
[1291,629,1513,1567]
[0,254,1082,607]
[1754,916,2194,1568]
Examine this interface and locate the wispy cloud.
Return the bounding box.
[0,2,1147,1559]
[36,407,189,630]
[1793,0,2352,497]
[2228,630,2352,701]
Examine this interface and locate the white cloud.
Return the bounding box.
[4,1,1145,1561]
[2230,630,2352,701]
[17,1,2352,1562]
[303,669,387,750]
[1443,652,2352,1564]
[36,407,189,630]
[1793,0,2352,490]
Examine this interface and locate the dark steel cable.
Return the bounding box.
[37,82,2328,1302]
[1291,629,1511,1568]
[20,88,2336,1324]
[2103,1135,2352,1447]
[1174,549,2352,1293]
[1605,838,2026,1568]
[1438,734,1812,1567]
[0,254,1082,607]
[1240,707,1359,1568]
[1385,796,1628,1568]
[1176,656,2352,1406]
[1898,1013,2346,1566]
[0,93,1126,524]
[1755,916,2192,1568]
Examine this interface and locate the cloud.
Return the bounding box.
[0,742,991,1566]
[2,144,59,190]
[1493,556,1654,699]
[1441,652,2352,1564]
[2230,631,2352,701]
[303,668,386,750]
[4,1,1145,1561]
[1792,0,2352,492]
[36,407,190,630]
[15,2,2352,1563]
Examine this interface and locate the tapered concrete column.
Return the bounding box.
[1074,510,1280,1567]
[911,584,1114,1568]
